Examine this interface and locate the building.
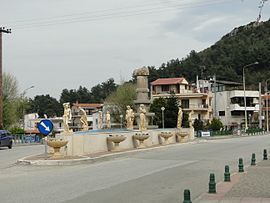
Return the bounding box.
[24,113,64,134]
[150,77,213,122]
[71,103,103,130]
[262,94,270,131]
[212,80,260,129]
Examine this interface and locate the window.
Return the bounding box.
[181,99,189,108]
[161,85,169,92]
[219,111,225,116]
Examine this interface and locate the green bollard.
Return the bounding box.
[208,173,216,193]
[183,189,192,203]
[263,149,268,160]
[251,153,256,166]
[224,165,231,182]
[238,158,244,172]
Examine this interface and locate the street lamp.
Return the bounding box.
[120,114,123,129]
[243,62,259,132]
[22,86,35,130]
[161,107,165,129]
[265,79,270,132]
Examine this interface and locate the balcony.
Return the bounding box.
[229,104,259,111]
[182,104,210,111]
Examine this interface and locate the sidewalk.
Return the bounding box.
[195,159,270,203]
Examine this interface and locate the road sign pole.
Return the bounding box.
[44,136,48,158]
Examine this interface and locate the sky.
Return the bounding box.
[1,0,269,99]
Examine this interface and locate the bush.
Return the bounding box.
[209,118,223,131]
[9,126,25,134]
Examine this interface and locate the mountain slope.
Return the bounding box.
[149,20,270,87]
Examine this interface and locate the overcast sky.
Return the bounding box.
[1,0,269,99]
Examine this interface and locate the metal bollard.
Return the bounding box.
[208,173,216,193]
[224,165,231,182]
[183,189,192,203]
[263,149,268,160]
[251,153,256,166]
[238,158,244,172]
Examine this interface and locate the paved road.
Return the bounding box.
[0,144,43,169]
[0,135,270,203]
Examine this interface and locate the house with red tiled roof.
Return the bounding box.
[150,77,213,122]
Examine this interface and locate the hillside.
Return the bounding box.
[149,20,270,88]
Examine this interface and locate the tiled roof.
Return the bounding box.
[72,103,103,108]
[151,77,185,85]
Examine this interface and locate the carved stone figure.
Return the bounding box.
[106,111,111,129]
[125,105,135,130]
[133,67,149,76]
[139,104,147,131]
[98,111,103,129]
[177,107,183,129]
[189,110,194,129]
[78,107,88,131]
[63,103,72,133]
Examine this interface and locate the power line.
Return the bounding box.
[6,0,234,30]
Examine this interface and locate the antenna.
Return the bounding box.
[256,0,268,23]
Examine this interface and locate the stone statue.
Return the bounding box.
[139,104,147,131]
[98,111,103,129]
[188,110,194,129]
[63,102,72,133]
[177,107,183,129]
[125,105,135,130]
[133,67,149,76]
[78,107,88,131]
[106,110,111,129]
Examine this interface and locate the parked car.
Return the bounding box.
[0,130,13,149]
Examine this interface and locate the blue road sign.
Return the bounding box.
[37,119,53,136]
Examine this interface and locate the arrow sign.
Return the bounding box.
[40,121,50,131]
[37,119,53,136]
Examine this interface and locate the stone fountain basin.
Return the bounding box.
[159,132,173,139]
[107,135,126,143]
[133,133,150,141]
[47,139,68,148]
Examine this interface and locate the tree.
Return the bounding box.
[150,93,179,128]
[91,78,117,102]
[28,95,63,117]
[150,97,166,128]
[2,73,23,129]
[164,94,178,128]
[193,118,204,131]
[105,82,136,115]
[209,118,223,131]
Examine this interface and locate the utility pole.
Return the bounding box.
[0,27,11,129]
[259,82,262,129]
[214,74,217,118]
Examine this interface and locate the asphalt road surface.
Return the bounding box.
[0,135,270,203]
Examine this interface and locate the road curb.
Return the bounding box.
[17,139,202,166]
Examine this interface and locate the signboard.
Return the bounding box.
[37,119,53,136]
[201,131,211,137]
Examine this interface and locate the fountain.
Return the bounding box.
[46,138,68,159]
[159,132,173,145]
[133,67,158,129]
[133,132,150,148]
[107,135,126,152]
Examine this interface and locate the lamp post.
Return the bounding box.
[265,79,270,132]
[243,62,259,132]
[120,114,123,129]
[22,86,34,130]
[161,107,165,129]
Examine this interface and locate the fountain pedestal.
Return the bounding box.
[133,133,150,148]
[107,135,126,152]
[159,132,173,145]
[47,139,68,159]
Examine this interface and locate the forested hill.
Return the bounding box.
[148,20,270,87]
